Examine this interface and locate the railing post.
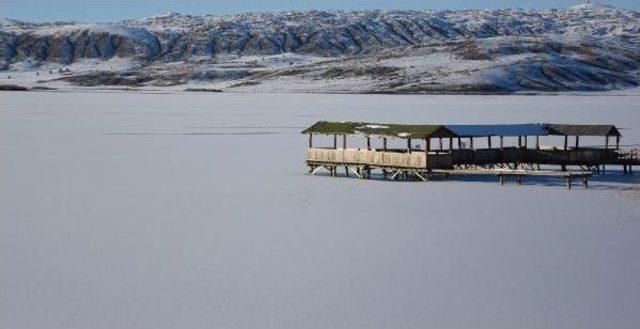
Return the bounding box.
[425,138,430,169]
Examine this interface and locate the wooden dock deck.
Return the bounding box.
[302,121,639,188]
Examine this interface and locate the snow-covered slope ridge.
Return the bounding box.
[1,4,639,93]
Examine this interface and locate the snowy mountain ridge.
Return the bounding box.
[1,5,639,93]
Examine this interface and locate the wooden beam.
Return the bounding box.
[425,138,430,169]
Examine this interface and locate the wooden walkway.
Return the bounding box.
[430,169,592,189]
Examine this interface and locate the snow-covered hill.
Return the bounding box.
[1,4,639,93]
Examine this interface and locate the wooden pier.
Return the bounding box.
[302,121,639,188]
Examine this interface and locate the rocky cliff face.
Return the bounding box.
[1,4,639,93]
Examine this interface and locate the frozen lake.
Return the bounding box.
[2,91,640,329]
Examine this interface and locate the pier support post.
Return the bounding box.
[567,177,572,189]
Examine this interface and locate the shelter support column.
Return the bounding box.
[407,139,412,153]
[425,138,431,170]
[367,136,371,150]
[564,135,568,150]
[333,134,337,149]
[308,134,313,148]
[499,136,504,149]
[615,136,620,149]
[575,136,579,149]
[535,136,540,150]
[487,136,492,149]
[342,135,347,149]
[383,138,387,151]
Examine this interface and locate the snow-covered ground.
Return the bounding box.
[1,91,640,329]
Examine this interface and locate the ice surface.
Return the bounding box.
[1,91,640,329]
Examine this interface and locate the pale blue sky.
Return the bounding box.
[2,0,639,23]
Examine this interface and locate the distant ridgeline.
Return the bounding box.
[1,4,639,92]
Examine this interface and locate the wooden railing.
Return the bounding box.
[306,148,454,169]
